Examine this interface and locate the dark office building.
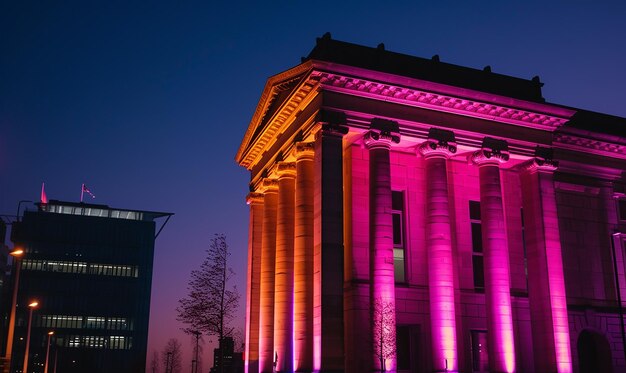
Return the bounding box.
[0,221,9,354]
[209,337,243,373]
[8,200,171,373]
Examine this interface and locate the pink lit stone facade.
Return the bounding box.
[237,36,626,373]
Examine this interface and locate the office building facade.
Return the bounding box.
[7,200,171,373]
[236,35,626,372]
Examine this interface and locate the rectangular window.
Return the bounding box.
[470,201,485,290]
[619,199,626,221]
[471,330,489,372]
[85,316,105,329]
[392,191,406,283]
[521,208,528,286]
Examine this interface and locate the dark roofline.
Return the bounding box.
[304,33,545,103]
[557,108,626,138]
[37,200,174,220]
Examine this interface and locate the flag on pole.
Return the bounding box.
[40,182,48,204]
[81,183,96,202]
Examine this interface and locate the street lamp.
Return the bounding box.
[2,248,24,373]
[44,331,54,373]
[23,301,39,373]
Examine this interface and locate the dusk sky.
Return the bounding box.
[2,1,625,370]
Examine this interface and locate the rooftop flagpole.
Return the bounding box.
[80,183,85,203]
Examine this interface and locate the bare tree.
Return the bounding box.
[161,338,182,373]
[232,326,245,353]
[372,297,396,372]
[177,233,240,373]
[150,350,160,373]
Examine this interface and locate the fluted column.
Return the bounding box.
[313,122,348,372]
[471,142,516,373]
[419,132,459,373]
[364,124,399,372]
[259,179,279,373]
[274,162,296,373]
[294,142,315,372]
[246,192,265,373]
[520,152,572,373]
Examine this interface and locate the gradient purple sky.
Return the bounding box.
[2,1,625,370]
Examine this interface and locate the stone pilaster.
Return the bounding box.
[519,152,572,373]
[274,162,296,373]
[246,192,264,373]
[313,122,348,372]
[418,130,459,373]
[364,121,399,372]
[259,179,279,373]
[471,140,516,373]
[294,142,315,372]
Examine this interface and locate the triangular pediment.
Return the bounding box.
[235,61,314,168]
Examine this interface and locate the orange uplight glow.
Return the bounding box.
[10,248,24,257]
[28,301,39,308]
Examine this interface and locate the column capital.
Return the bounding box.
[470,137,510,166]
[470,149,509,165]
[276,162,297,179]
[364,129,400,150]
[519,157,558,174]
[246,192,265,205]
[259,178,279,193]
[312,122,349,140]
[418,139,457,159]
[294,142,315,160]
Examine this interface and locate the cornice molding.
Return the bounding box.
[237,65,575,171]
[554,133,626,158]
[236,62,315,169]
[313,71,570,131]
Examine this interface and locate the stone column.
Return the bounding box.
[294,142,315,372]
[246,192,264,373]
[471,140,516,373]
[364,121,399,372]
[259,179,279,373]
[520,151,572,373]
[274,162,296,373]
[313,122,348,372]
[418,130,459,373]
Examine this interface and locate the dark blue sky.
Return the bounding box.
[2,0,625,368]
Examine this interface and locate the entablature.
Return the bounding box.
[236,62,576,172]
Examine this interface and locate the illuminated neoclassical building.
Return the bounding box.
[236,34,626,373]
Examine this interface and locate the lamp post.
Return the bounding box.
[2,248,24,373]
[23,301,39,373]
[44,331,54,373]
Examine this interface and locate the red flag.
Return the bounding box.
[81,183,96,202]
[40,182,48,204]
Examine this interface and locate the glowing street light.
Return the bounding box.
[44,331,54,373]
[2,248,25,373]
[23,301,39,373]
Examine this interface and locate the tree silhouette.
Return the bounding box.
[372,297,396,372]
[177,233,240,373]
[161,338,182,373]
[150,350,160,373]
